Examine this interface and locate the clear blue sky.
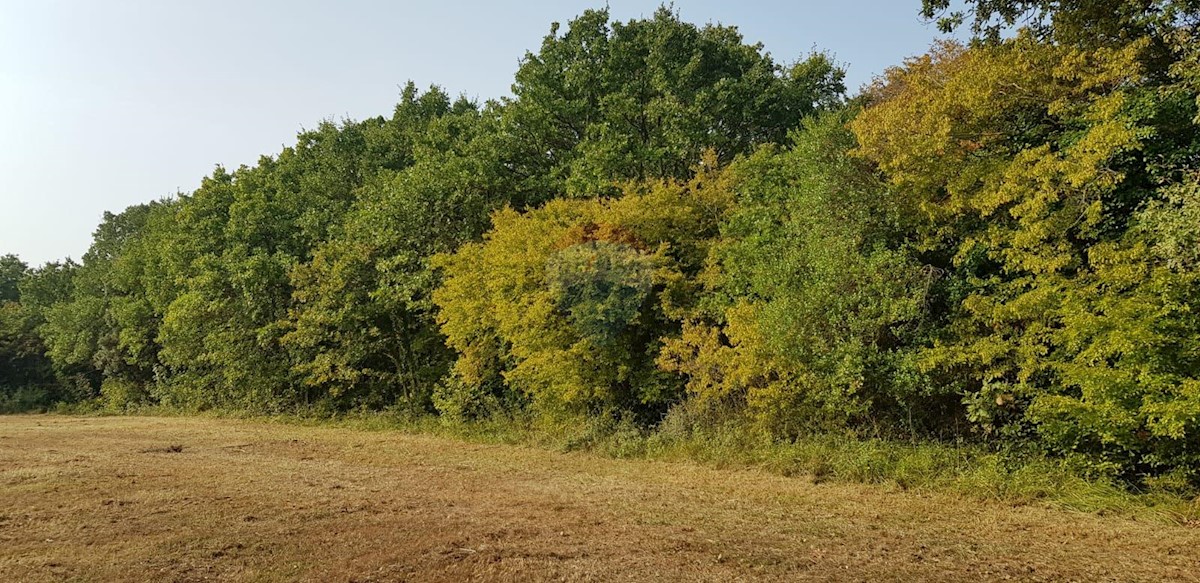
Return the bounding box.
[1,0,959,265]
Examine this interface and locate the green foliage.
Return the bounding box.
[660,113,937,437]
[502,7,845,197]
[140,85,476,410]
[0,254,25,303]
[1141,175,1200,269]
[546,240,658,349]
[99,377,152,411]
[283,117,507,409]
[3,10,843,416]
[155,250,294,409]
[37,202,175,402]
[0,299,53,406]
[920,0,1199,44]
[0,258,75,409]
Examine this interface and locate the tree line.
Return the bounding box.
[3,1,1199,488]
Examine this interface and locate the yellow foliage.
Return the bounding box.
[852,35,1149,276]
[433,159,734,416]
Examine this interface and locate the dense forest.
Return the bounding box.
[3,0,1199,489]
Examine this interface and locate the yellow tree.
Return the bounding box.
[433,157,732,421]
[853,30,1200,481]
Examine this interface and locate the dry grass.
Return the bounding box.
[1,416,1198,582]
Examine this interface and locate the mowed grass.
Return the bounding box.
[2,416,1199,582]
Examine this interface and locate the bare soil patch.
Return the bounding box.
[1,415,1198,582]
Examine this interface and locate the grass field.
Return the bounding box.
[2,416,1199,582]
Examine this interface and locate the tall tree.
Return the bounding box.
[851,15,1200,480]
[921,0,1200,44]
[0,255,25,303]
[1,260,76,409]
[500,7,845,197]
[660,113,938,438]
[282,104,507,409]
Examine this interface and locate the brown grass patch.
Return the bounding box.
[1,415,1198,582]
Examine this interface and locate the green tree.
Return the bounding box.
[39,203,163,394]
[920,0,1200,44]
[0,254,25,303]
[660,113,936,437]
[500,7,845,197]
[148,85,468,410]
[0,260,77,410]
[283,126,506,408]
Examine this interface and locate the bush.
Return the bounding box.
[0,385,55,413]
[433,158,733,421]
[660,113,940,438]
[100,378,153,411]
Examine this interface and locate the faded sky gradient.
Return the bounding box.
[1,0,959,265]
